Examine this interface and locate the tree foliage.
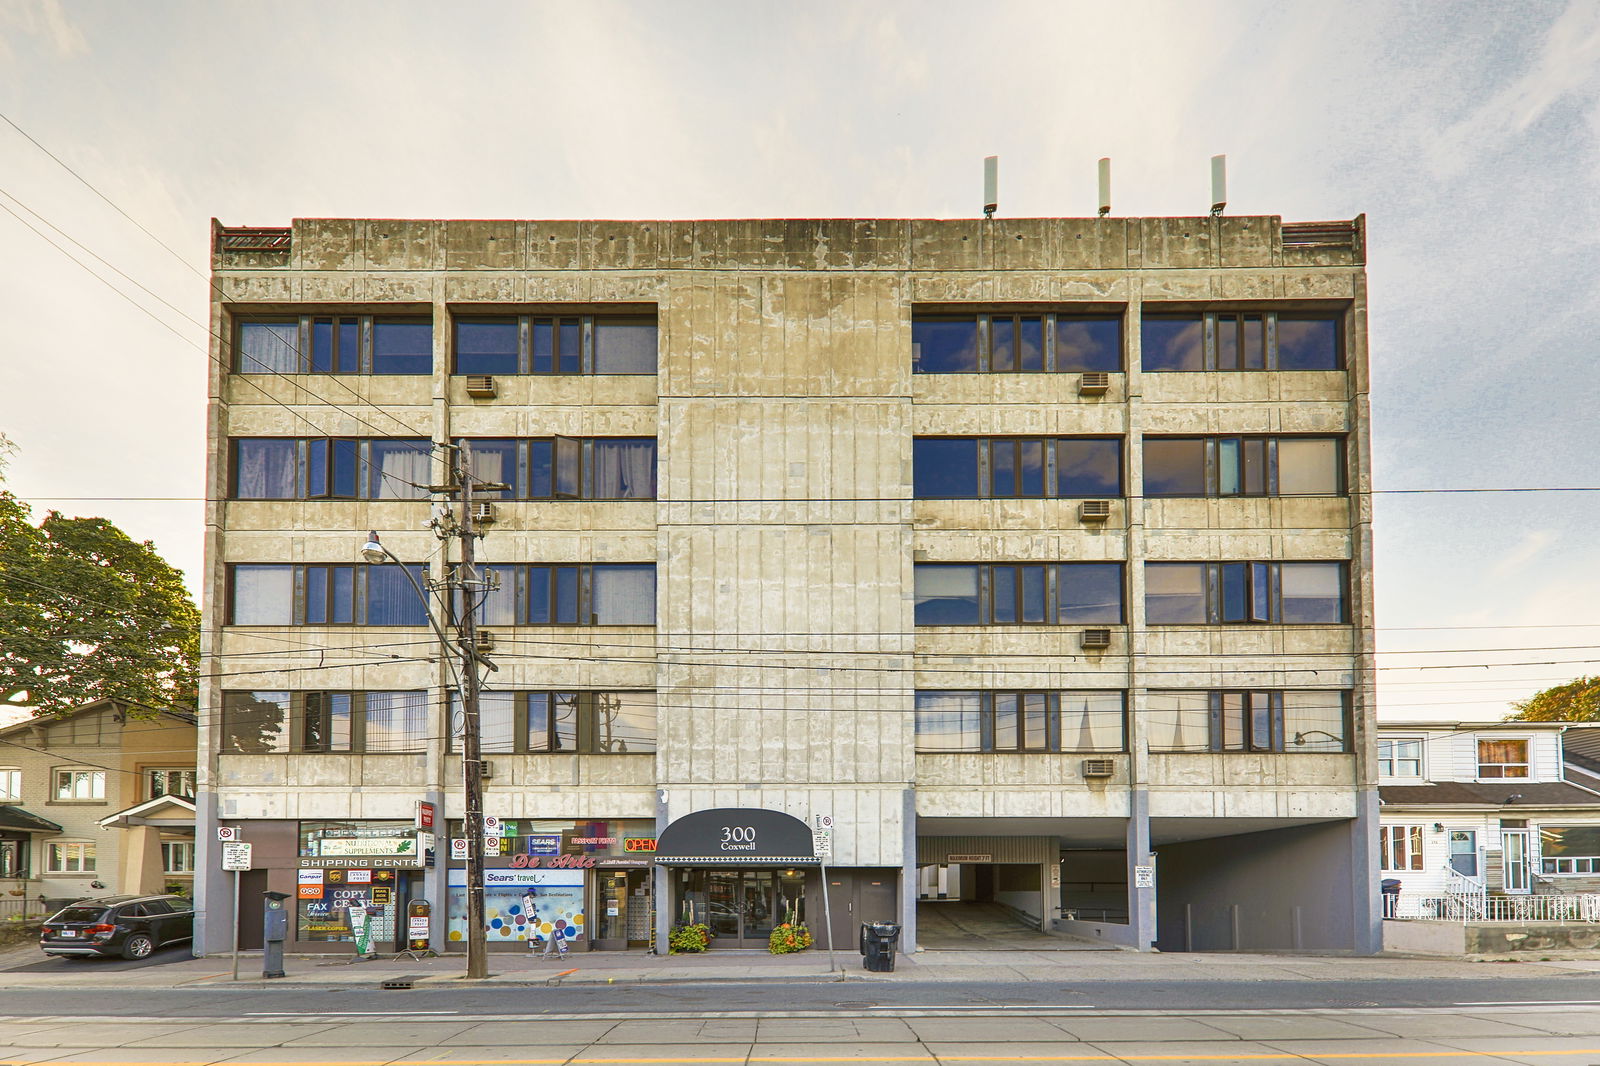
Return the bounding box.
[1506,676,1600,723]
[0,451,199,716]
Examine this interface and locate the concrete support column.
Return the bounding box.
[423,788,447,949]
[122,825,163,896]
[1126,789,1156,951]
[653,790,671,954]
[900,788,917,952]
[1352,789,1382,954]
[192,791,227,956]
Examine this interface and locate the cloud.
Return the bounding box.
[1489,529,1559,579]
[0,0,88,60]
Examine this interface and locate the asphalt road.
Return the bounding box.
[3,974,1600,1017]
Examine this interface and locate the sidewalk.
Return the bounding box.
[4,939,1600,991]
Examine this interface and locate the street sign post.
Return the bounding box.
[813,814,836,973]
[220,841,252,981]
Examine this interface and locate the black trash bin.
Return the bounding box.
[861,921,901,972]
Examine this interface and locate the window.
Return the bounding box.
[913,563,1123,625]
[460,438,657,500]
[912,312,1122,373]
[1144,562,1347,624]
[52,768,105,802]
[147,768,196,799]
[1141,311,1342,371]
[456,691,656,754]
[230,438,432,500]
[1142,437,1343,497]
[227,564,428,626]
[1477,738,1529,779]
[913,438,1122,498]
[0,839,23,878]
[1147,691,1349,753]
[467,564,656,625]
[0,768,18,802]
[1378,738,1423,779]
[915,691,1125,752]
[219,691,427,754]
[161,841,196,874]
[234,316,433,374]
[1540,826,1600,875]
[453,315,657,375]
[1379,825,1425,871]
[46,841,96,873]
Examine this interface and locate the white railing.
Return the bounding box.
[1387,891,1600,923]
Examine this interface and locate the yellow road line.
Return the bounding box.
[5,1051,1600,1065]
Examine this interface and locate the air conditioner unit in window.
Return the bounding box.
[470,501,497,524]
[473,630,495,653]
[1082,758,1115,779]
[1079,371,1111,395]
[465,375,497,398]
[1081,628,1112,649]
[1079,500,1112,522]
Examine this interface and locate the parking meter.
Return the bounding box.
[262,890,290,979]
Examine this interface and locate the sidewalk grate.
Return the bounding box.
[380,974,425,990]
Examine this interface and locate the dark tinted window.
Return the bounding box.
[913,318,980,373]
[55,906,108,923]
[912,439,981,498]
[1055,317,1122,372]
[455,319,519,374]
[593,320,658,373]
[1276,317,1342,370]
[140,899,174,915]
[1142,317,1204,371]
[118,904,149,918]
[1058,563,1124,623]
[371,321,433,374]
[1058,439,1122,497]
[1143,440,1206,496]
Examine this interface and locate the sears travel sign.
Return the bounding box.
[651,807,820,866]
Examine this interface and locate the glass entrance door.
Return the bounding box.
[593,869,650,949]
[678,869,807,947]
[1503,831,1530,894]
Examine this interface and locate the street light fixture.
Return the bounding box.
[357,444,504,981]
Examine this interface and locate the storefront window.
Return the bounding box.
[299,820,418,858]
[447,867,586,945]
[447,818,655,858]
[297,874,403,943]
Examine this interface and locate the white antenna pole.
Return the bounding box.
[1097,158,1111,217]
[1210,154,1227,216]
[983,156,998,218]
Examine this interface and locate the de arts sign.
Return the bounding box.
[651,807,820,865]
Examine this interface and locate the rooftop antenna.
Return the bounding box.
[1097,158,1111,217]
[1210,154,1227,216]
[983,156,998,218]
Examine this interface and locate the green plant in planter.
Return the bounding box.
[768,899,813,954]
[668,922,710,954]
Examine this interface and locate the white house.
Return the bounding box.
[1378,721,1600,903]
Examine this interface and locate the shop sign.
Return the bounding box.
[508,853,596,869]
[570,836,615,845]
[653,807,820,864]
[372,886,393,904]
[595,857,651,868]
[448,867,586,888]
[1134,865,1155,888]
[318,837,418,857]
[624,838,657,852]
[298,869,324,900]
[347,869,372,884]
[526,834,562,855]
[415,801,435,831]
[298,856,421,869]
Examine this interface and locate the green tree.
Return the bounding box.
[0,442,199,716]
[1506,676,1600,723]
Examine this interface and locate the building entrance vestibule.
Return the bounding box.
[675,869,805,948]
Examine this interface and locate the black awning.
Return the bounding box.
[0,805,63,834]
[653,807,820,866]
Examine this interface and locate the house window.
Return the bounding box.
[1379,825,1425,871]
[234,316,433,374]
[914,691,1125,753]
[912,438,1123,498]
[460,438,657,500]
[912,312,1122,373]
[227,564,429,626]
[453,315,658,375]
[467,564,656,626]
[1144,562,1347,624]
[1477,738,1530,779]
[1141,311,1342,371]
[161,841,196,874]
[453,691,656,754]
[52,768,105,802]
[1540,826,1600,875]
[1147,691,1349,753]
[0,768,19,802]
[1378,738,1423,779]
[230,438,433,500]
[147,769,196,799]
[1143,437,1343,497]
[219,691,427,754]
[46,841,96,873]
[913,563,1124,626]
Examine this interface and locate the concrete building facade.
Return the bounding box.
[195,215,1379,957]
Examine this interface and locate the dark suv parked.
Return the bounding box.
[39,894,195,959]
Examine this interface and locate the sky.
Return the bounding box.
[1,0,1598,725]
